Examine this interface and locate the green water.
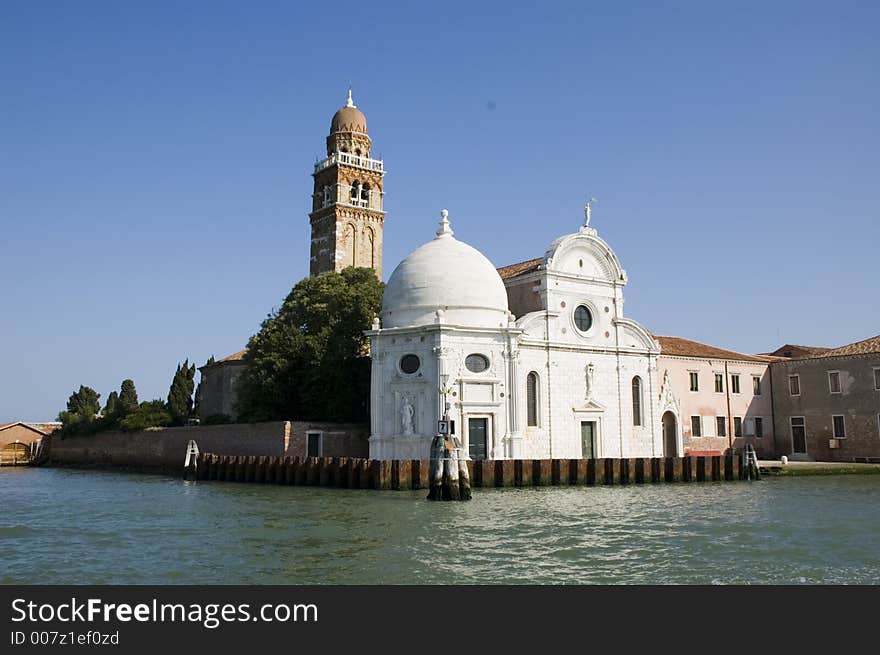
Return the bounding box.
[2,467,879,584]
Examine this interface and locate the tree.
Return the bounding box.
[103,391,119,418]
[57,385,101,433]
[119,400,172,431]
[118,379,139,416]
[66,385,101,418]
[236,267,384,422]
[167,359,196,424]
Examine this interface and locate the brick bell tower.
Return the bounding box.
[309,89,385,278]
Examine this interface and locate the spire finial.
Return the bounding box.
[436,208,454,238]
[346,86,355,108]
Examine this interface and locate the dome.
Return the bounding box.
[330,89,367,133]
[382,211,510,329]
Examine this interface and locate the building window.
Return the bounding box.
[734,416,743,438]
[791,416,806,453]
[306,432,322,457]
[832,415,846,439]
[526,372,539,427]
[399,354,420,375]
[632,376,643,426]
[691,415,702,437]
[573,305,593,332]
[465,354,489,374]
[752,376,762,395]
[689,371,699,392]
[789,374,800,396]
[828,371,841,394]
[874,368,880,391]
[716,416,727,437]
[755,417,764,438]
[714,373,724,393]
[731,374,741,394]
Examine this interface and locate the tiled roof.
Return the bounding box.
[496,257,543,280]
[0,422,60,436]
[199,349,249,369]
[764,344,833,358]
[656,336,773,363]
[219,349,248,363]
[814,334,880,359]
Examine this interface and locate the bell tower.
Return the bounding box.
[309,89,385,278]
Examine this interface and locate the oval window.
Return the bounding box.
[574,305,593,332]
[465,354,490,373]
[400,354,420,374]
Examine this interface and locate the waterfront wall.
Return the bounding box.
[193,453,750,489]
[49,422,292,471]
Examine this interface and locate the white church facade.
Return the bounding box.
[367,206,674,461]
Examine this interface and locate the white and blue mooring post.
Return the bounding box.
[428,400,472,501]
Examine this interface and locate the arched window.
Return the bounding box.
[526,372,539,427]
[632,376,643,426]
[347,224,357,267]
[361,182,370,205]
[322,185,332,207]
[350,181,360,203]
[366,227,375,268]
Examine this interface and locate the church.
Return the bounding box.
[368,208,664,461]
[201,90,674,461]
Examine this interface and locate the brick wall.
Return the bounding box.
[286,421,369,458]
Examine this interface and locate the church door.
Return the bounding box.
[662,412,678,457]
[580,421,596,459]
[468,418,488,460]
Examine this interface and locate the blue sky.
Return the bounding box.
[1,1,878,422]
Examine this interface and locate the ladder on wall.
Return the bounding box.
[745,443,761,480]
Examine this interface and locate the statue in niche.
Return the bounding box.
[585,362,595,401]
[401,396,415,435]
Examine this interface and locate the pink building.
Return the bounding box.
[657,337,777,457]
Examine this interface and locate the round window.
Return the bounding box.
[574,305,593,332]
[465,354,490,373]
[400,354,420,374]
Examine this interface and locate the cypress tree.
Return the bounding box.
[104,391,119,417]
[118,379,139,415]
[167,359,196,424]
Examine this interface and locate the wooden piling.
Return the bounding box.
[711,456,722,482]
[696,456,706,482]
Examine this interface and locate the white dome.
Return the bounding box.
[382,211,510,329]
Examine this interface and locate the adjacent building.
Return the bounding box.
[197,350,247,422]
[655,337,777,457]
[770,335,880,462]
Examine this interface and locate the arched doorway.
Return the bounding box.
[662,411,678,457]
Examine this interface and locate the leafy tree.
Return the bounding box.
[103,391,119,418]
[119,400,172,431]
[167,359,196,424]
[57,385,101,434]
[236,267,383,422]
[118,379,139,416]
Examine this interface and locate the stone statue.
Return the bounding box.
[401,396,414,435]
[585,362,595,400]
[584,197,597,227]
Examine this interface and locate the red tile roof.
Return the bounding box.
[497,257,543,280]
[764,344,833,359]
[656,336,773,363]
[813,334,880,359]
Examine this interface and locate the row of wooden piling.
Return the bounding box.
[193,453,750,489]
